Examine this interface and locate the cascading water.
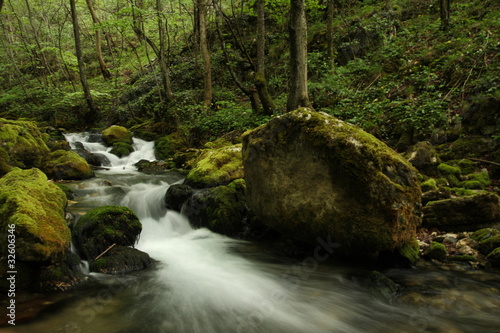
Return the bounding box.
[7,133,500,333]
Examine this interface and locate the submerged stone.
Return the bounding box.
[89,246,152,274]
[242,108,422,257]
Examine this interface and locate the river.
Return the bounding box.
[5,133,500,333]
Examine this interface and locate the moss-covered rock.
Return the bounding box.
[422,241,447,261]
[423,193,500,231]
[110,142,134,158]
[0,118,50,169]
[102,125,133,146]
[0,168,70,263]
[421,178,437,192]
[405,141,441,176]
[184,182,248,237]
[471,228,500,243]
[185,144,244,188]
[55,183,75,200]
[242,109,422,257]
[155,132,187,161]
[72,206,142,261]
[437,136,494,161]
[89,246,152,274]
[43,150,95,180]
[0,147,12,176]
[486,247,500,268]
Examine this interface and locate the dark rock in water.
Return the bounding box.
[242,108,422,258]
[38,252,88,291]
[183,181,248,237]
[74,147,106,167]
[135,159,171,173]
[72,206,142,261]
[110,142,134,157]
[87,132,104,143]
[89,246,152,274]
[165,184,194,211]
[423,193,500,231]
[73,141,85,150]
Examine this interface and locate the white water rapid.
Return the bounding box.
[6,133,500,333]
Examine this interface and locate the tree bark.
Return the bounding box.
[197,0,212,107]
[70,0,96,125]
[440,0,451,31]
[85,0,112,80]
[287,0,312,112]
[326,0,335,71]
[156,0,173,101]
[254,0,275,115]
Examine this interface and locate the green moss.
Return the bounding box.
[467,171,491,186]
[206,185,247,236]
[447,187,481,196]
[421,178,437,192]
[186,144,243,188]
[228,178,246,192]
[438,163,461,176]
[471,228,500,242]
[43,150,94,180]
[0,118,50,169]
[55,183,75,200]
[110,142,134,157]
[459,180,484,189]
[72,206,142,261]
[457,159,478,174]
[486,247,500,268]
[423,241,447,261]
[102,125,133,146]
[478,235,500,255]
[398,237,420,264]
[0,168,70,263]
[448,255,477,262]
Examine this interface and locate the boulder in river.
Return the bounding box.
[72,206,143,265]
[242,108,422,258]
[0,168,72,290]
[102,125,133,146]
[43,149,95,180]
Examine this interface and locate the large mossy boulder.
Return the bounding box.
[43,150,95,180]
[242,109,422,256]
[404,141,440,177]
[423,193,500,231]
[72,206,142,261]
[0,168,71,290]
[102,125,133,146]
[185,144,243,188]
[0,118,50,169]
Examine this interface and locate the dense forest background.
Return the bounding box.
[0,0,498,150]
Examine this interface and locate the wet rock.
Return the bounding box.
[242,108,422,257]
[0,168,71,291]
[185,144,243,188]
[43,149,95,180]
[72,206,142,262]
[73,147,108,167]
[110,142,134,157]
[102,125,133,146]
[422,241,447,261]
[165,184,194,211]
[183,181,248,237]
[135,159,171,173]
[89,246,152,274]
[421,187,452,206]
[423,193,500,231]
[486,248,500,267]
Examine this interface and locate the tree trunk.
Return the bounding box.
[440,0,451,31]
[70,0,96,125]
[287,0,312,112]
[156,0,173,101]
[326,0,335,72]
[254,0,275,115]
[197,0,212,107]
[85,0,112,80]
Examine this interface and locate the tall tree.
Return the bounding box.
[326,0,335,71]
[85,0,112,80]
[287,0,312,111]
[196,0,212,107]
[439,0,451,31]
[254,0,275,115]
[70,0,97,125]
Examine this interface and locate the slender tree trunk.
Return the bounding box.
[440,0,451,31]
[197,0,212,107]
[287,0,312,112]
[85,0,112,80]
[70,0,96,125]
[156,0,173,101]
[326,0,335,72]
[254,0,275,115]
[0,0,4,12]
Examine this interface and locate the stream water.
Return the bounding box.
[5,134,500,333]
